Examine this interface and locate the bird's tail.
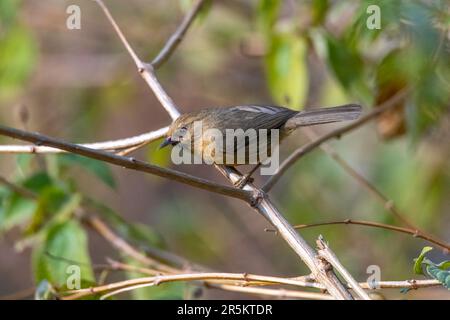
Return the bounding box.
[285,104,362,129]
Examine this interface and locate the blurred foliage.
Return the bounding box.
[0,0,37,102]
[0,0,449,299]
[413,247,450,290]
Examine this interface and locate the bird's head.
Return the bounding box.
[160,113,199,149]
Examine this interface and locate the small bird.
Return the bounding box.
[160,104,362,186]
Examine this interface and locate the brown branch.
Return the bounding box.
[281,219,450,251]
[0,125,253,202]
[61,271,325,300]
[151,0,209,69]
[262,88,410,192]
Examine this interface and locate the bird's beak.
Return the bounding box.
[159,137,173,149]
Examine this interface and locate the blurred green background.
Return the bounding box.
[0,0,449,299]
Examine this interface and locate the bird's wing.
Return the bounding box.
[221,106,296,131]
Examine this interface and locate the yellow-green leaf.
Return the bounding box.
[265,33,308,110]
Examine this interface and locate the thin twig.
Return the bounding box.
[151,0,209,69]
[262,88,410,192]
[0,126,168,154]
[94,0,180,120]
[104,282,334,300]
[208,283,335,300]
[272,219,450,251]
[61,271,324,300]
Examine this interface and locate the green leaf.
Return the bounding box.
[413,247,450,290]
[32,220,94,289]
[58,154,116,189]
[257,0,281,33]
[0,193,36,232]
[325,34,372,105]
[425,264,450,290]
[0,0,20,31]
[22,172,53,192]
[436,260,450,270]
[88,199,164,249]
[0,172,53,233]
[0,25,37,101]
[16,154,34,176]
[147,139,171,168]
[26,190,81,235]
[311,0,329,25]
[265,33,309,110]
[413,246,433,275]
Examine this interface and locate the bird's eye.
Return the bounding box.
[173,127,188,141]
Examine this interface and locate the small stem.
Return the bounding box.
[151,0,209,69]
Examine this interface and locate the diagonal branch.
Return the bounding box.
[317,236,371,300]
[94,0,180,120]
[151,0,209,69]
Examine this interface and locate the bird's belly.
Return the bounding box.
[188,136,273,166]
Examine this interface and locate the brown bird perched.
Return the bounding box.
[160,104,362,187]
